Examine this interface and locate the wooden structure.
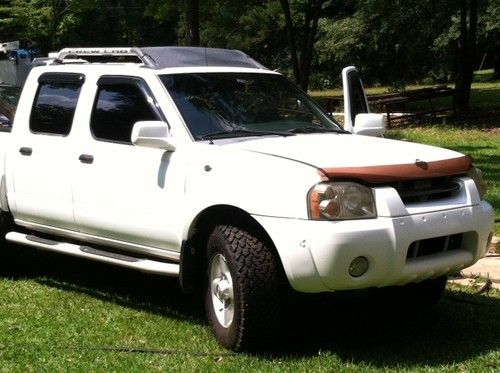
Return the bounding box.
[322,86,455,127]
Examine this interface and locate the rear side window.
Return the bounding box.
[91,80,157,144]
[30,73,84,135]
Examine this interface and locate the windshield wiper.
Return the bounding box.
[288,126,346,134]
[200,129,295,140]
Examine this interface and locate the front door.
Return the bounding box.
[72,76,184,251]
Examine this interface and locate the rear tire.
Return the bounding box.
[205,225,281,351]
[0,211,13,272]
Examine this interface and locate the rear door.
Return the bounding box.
[342,66,370,133]
[9,72,84,230]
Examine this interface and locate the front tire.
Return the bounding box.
[205,225,281,351]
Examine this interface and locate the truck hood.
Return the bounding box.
[225,134,471,183]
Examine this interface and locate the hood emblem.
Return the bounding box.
[415,159,428,170]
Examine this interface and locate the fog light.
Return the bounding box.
[349,256,369,277]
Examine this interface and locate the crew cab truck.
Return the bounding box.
[0,47,495,351]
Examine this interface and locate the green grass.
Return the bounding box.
[473,69,495,82]
[1,248,500,372]
[469,82,500,110]
[310,86,391,97]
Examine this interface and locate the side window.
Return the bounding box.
[91,80,157,144]
[30,74,84,135]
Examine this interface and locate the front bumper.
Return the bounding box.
[253,201,494,293]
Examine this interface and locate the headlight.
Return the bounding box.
[468,166,487,200]
[308,182,376,220]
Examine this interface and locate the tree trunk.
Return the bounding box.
[279,0,325,91]
[494,31,500,80]
[454,0,478,114]
[50,0,61,50]
[185,0,200,46]
[279,0,301,86]
[299,2,321,91]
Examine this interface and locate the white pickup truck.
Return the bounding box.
[0,47,494,351]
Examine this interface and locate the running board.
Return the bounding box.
[5,232,180,277]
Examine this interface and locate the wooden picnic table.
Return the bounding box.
[321,86,455,127]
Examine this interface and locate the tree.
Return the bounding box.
[315,0,457,88]
[0,0,179,52]
[0,0,98,52]
[199,1,286,68]
[483,0,500,79]
[145,0,201,46]
[454,0,478,113]
[279,0,330,90]
[199,0,337,90]
[0,0,16,41]
[185,0,200,46]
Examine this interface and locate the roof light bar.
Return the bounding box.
[55,47,156,67]
[57,47,135,59]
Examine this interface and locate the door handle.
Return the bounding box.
[19,147,32,156]
[79,154,94,164]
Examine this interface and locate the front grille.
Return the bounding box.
[406,233,463,261]
[388,177,461,204]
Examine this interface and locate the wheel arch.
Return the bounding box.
[179,204,284,294]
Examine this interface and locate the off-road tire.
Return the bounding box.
[0,211,13,271]
[205,225,281,351]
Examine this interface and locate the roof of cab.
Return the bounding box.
[52,46,267,70]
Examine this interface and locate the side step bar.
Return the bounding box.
[5,232,180,277]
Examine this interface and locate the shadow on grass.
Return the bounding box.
[2,243,500,368]
[0,243,205,326]
[268,289,500,368]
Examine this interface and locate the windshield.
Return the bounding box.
[160,72,343,140]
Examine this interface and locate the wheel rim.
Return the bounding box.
[209,253,235,328]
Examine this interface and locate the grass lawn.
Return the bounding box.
[1,248,500,372]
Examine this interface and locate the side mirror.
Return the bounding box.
[131,121,176,151]
[352,113,386,137]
